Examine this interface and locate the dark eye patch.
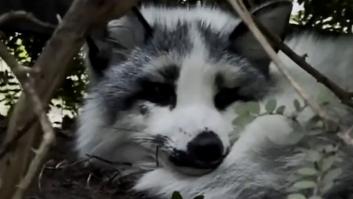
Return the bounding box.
[214,87,254,110]
[137,80,176,108]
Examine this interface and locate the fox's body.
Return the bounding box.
[76,1,353,198]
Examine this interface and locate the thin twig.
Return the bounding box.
[0,28,55,199]
[37,162,49,191]
[0,41,37,83]
[258,24,353,108]
[11,79,56,199]
[0,117,37,159]
[227,0,335,125]
[0,1,138,198]
[0,10,55,29]
[0,38,56,199]
[0,40,40,160]
[86,154,132,167]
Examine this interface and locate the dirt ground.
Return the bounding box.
[25,131,134,199]
[26,129,140,199]
[0,116,141,199]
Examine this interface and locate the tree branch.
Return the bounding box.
[11,80,55,199]
[258,24,353,108]
[0,10,55,29]
[227,0,334,125]
[0,30,55,199]
[0,41,36,83]
[0,0,138,198]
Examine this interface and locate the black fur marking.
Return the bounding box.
[214,86,254,110]
[86,35,112,76]
[145,23,192,56]
[196,21,231,62]
[137,80,176,108]
[158,64,180,83]
[94,22,191,122]
[139,104,149,115]
[197,21,268,79]
[227,21,273,76]
[214,74,255,110]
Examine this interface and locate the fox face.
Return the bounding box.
[76,1,292,175]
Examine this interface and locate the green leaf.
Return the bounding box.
[293,99,301,111]
[265,99,277,113]
[322,181,334,194]
[287,193,306,199]
[247,101,260,115]
[321,156,336,172]
[305,150,322,162]
[323,168,342,184]
[276,105,286,115]
[297,167,318,176]
[234,101,260,116]
[233,115,256,128]
[292,180,317,190]
[234,104,251,116]
[171,191,183,199]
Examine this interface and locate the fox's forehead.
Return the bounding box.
[133,6,264,85]
[140,6,240,33]
[106,6,261,86]
[137,24,259,89]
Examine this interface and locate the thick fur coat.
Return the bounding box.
[76,1,353,198]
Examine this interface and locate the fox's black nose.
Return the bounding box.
[187,131,224,164]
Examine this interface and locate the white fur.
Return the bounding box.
[77,5,353,199]
[133,31,353,198]
[77,6,241,167]
[141,6,239,33]
[134,115,298,198]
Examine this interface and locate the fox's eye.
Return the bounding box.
[214,87,252,110]
[140,82,176,107]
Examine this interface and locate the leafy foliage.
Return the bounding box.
[0,31,87,117]
[232,98,344,199]
[287,144,343,199]
[172,97,345,198]
[295,0,353,33]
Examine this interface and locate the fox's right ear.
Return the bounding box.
[229,0,292,75]
[86,7,153,78]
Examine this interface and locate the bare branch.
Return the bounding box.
[0,41,39,160]
[0,28,55,199]
[227,0,336,125]
[0,117,36,159]
[0,10,55,29]
[86,154,132,167]
[11,80,55,199]
[0,1,138,198]
[0,41,37,83]
[257,25,353,108]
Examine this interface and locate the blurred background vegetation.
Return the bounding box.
[0,0,352,126]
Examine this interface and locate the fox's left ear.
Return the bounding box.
[86,7,153,79]
[229,0,292,75]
